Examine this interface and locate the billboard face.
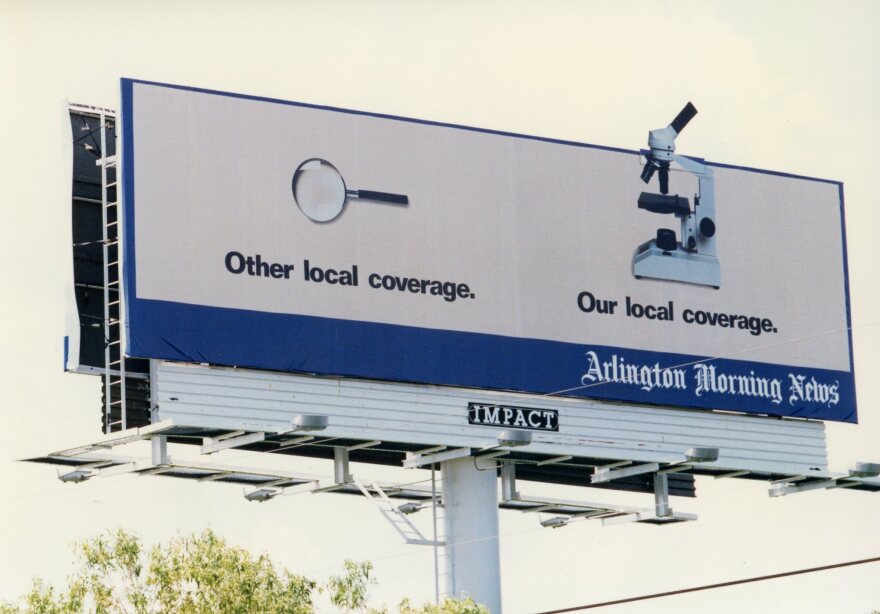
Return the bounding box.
[121,79,857,422]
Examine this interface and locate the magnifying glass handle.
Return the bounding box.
[348,189,409,205]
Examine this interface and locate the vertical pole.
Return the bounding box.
[431,464,440,607]
[149,360,166,465]
[441,456,502,613]
[654,473,670,517]
[152,436,168,465]
[334,447,351,484]
[500,462,517,501]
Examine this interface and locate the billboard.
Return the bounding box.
[121,79,856,423]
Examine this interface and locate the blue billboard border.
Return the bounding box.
[119,77,857,423]
[127,298,856,423]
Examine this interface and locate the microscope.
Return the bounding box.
[633,102,720,289]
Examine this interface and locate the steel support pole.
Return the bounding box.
[441,456,502,613]
[151,436,168,465]
[654,472,670,517]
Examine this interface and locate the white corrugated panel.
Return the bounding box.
[155,361,827,475]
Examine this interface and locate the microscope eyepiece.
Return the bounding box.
[670,102,698,135]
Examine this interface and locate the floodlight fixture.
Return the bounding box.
[848,462,880,479]
[397,502,423,515]
[496,429,532,448]
[685,447,719,463]
[58,469,93,484]
[540,516,568,529]
[244,488,279,502]
[290,414,328,432]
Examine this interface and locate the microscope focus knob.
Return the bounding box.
[699,217,716,238]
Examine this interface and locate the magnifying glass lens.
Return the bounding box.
[293,159,346,222]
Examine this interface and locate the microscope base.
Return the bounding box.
[633,240,721,288]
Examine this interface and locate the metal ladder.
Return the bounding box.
[97,111,127,433]
[353,479,441,547]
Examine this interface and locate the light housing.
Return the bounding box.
[397,502,423,515]
[540,516,568,529]
[685,447,719,463]
[848,462,880,478]
[291,414,328,432]
[244,488,279,502]
[496,429,532,447]
[58,469,93,484]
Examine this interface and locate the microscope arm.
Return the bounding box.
[673,153,709,177]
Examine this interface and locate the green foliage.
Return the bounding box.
[0,530,487,614]
[0,577,85,614]
[326,561,375,612]
[145,530,315,614]
[387,596,489,614]
[1,529,314,614]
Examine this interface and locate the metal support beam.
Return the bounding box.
[474,450,509,470]
[271,436,314,453]
[151,436,168,465]
[770,478,861,497]
[536,455,572,467]
[96,461,143,477]
[279,480,323,496]
[334,447,351,484]
[197,472,232,482]
[592,462,660,484]
[654,473,670,517]
[138,466,176,476]
[714,470,750,479]
[52,419,176,457]
[346,440,382,451]
[500,462,517,502]
[404,447,471,469]
[201,432,265,455]
[415,445,447,455]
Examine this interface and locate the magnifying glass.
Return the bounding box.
[292,158,409,223]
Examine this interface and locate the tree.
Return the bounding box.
[0,530,488,614]
[378,597,488,614]
[1,529,315,614]
[327,561,374,612]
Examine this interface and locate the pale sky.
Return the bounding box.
[2,2,879,613]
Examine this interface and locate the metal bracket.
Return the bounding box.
[473,450,510,470]
[404,447,472,469]
[52,419,176,457]
[714,470,750,479]
[770,477,861,497]
[346,440,382,451]
[270,435,315,453]
[591,448,720,484]
[591,462,660,484]
[501,462,518,501]
[201,432,265,455]
[536,455,572,467]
